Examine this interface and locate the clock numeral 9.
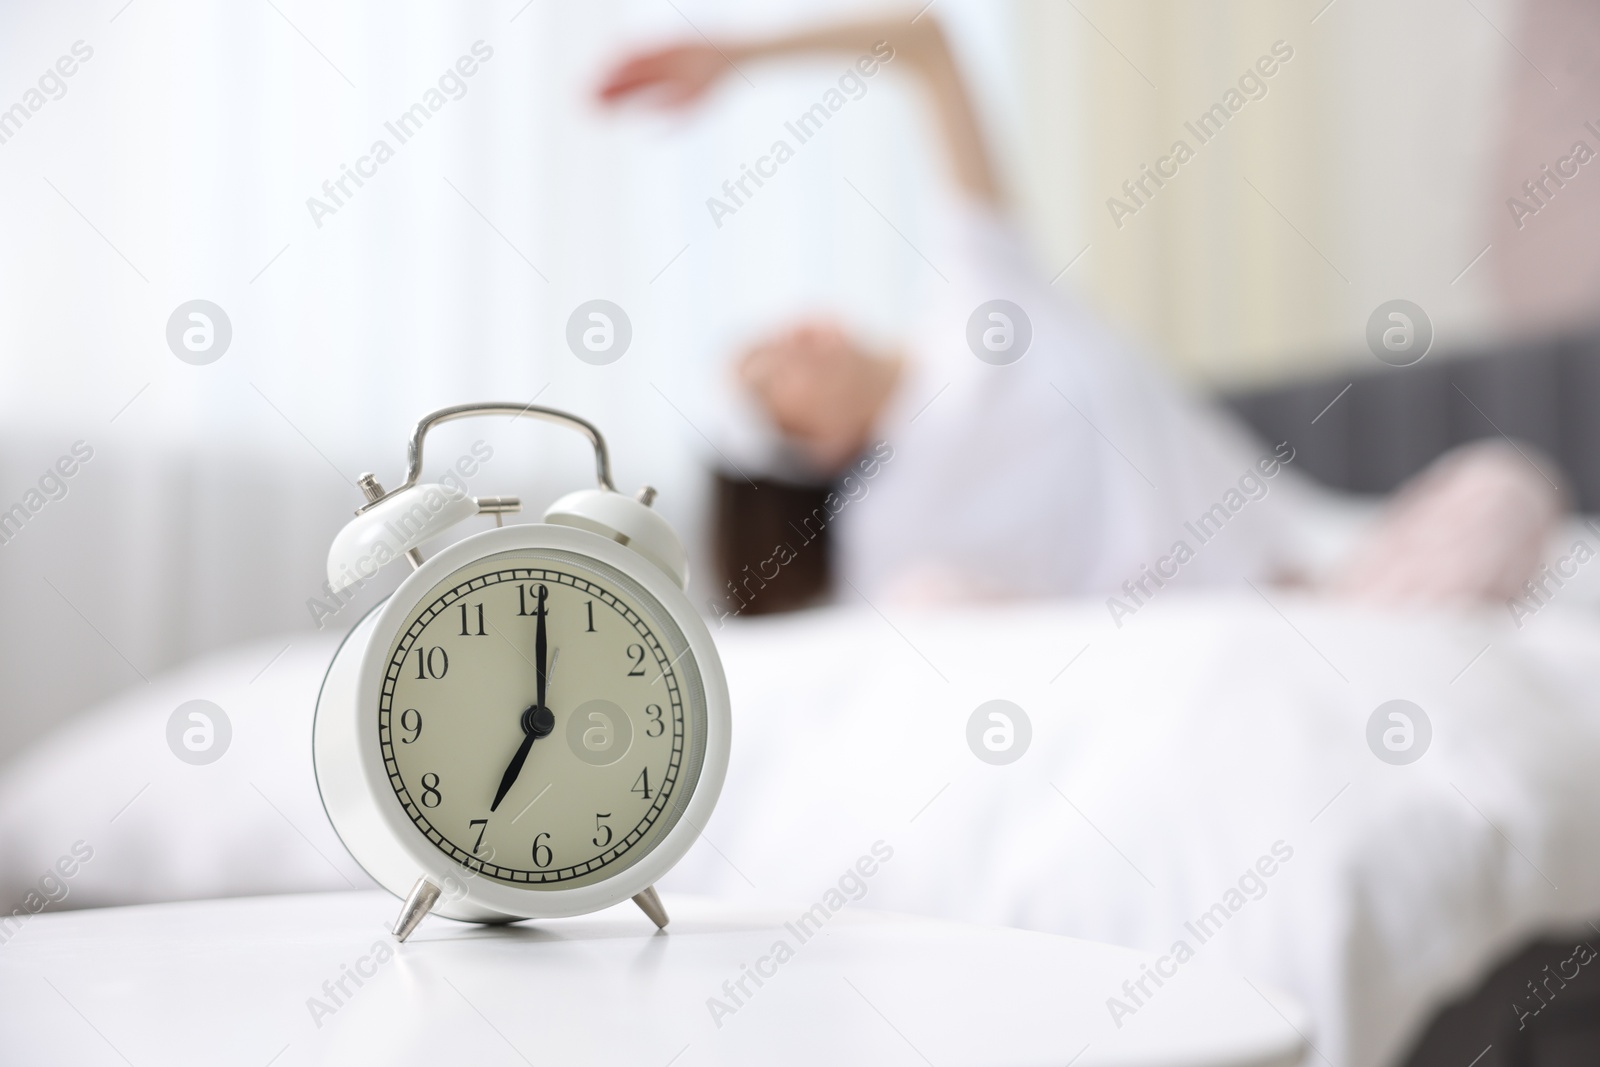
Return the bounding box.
[593,813,612,849]
[413,646,448,680]
[645,704,664,738]
[399,708,422,743]
[420,773,442,808]
[458,602,486,637]
[532,832,552,868]
[626,644,647,677]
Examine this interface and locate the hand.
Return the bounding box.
[596,43,732,108]
[490,585,554,812]
[594,18,1000,204]
[737,320,903,474]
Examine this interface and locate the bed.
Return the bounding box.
[4,579,1600,1067]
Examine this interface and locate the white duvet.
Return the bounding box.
[4,589,1600,1067]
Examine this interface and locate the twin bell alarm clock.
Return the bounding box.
[313,402,730,940]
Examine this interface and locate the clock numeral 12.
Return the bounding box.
[516,584,549,617]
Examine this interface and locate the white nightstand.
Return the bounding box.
[0,891,1307,1066]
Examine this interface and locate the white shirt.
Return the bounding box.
[837,201,1331,605]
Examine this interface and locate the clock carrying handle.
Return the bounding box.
[359,402,616,512]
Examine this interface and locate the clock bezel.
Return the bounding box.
[315,521,730,922]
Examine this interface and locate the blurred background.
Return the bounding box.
[2,0,1596,754]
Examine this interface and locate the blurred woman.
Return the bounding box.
[599,16,1563,611]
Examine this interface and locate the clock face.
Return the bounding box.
[378,548,707,890]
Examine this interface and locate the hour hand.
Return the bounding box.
[489,703,554,813]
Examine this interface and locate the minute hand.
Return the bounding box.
[534,583,548,716]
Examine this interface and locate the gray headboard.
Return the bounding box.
[1222,330,1600,511]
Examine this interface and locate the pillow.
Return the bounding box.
[0,634,372,915]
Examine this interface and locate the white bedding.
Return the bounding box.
[4,590,1600,1067]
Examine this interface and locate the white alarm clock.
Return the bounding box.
[313,402,730,940]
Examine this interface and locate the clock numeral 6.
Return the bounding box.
[532,832,552,868]
[420,772,442,808]
[593,813,612,849]
[626,643,647,677]
[413,646,448,680]
[399,708,422,744]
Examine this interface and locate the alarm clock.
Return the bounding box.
[313,402,730,940]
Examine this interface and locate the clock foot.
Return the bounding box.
[392,877,442,943]
[632,885,668,930]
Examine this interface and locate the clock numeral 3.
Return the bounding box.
[420,773,442,808]
[532,832,552,868]
[593,813,613,849]
[399,708,422,744]
[626,643,647,677]
[413,646,448,680]
[644,703,664,738]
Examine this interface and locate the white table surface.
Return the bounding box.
[0,891,1307,1066]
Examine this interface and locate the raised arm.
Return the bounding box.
[597,15,1003,206]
